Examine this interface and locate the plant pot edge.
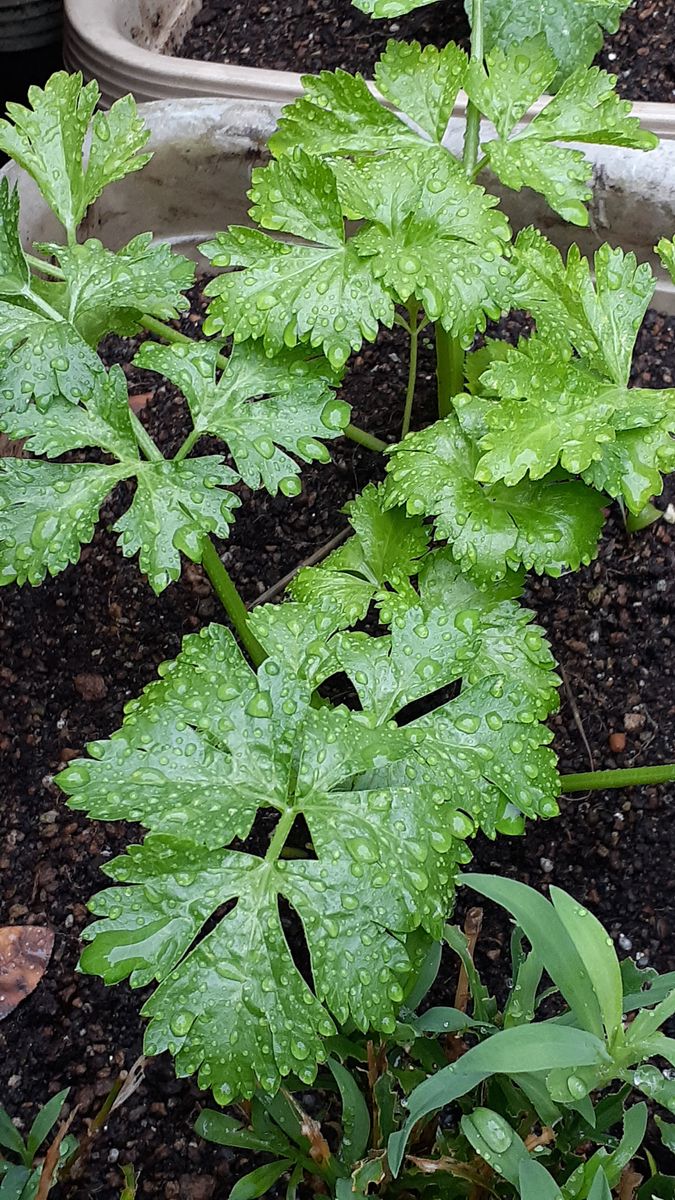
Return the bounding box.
[63,0,675,137]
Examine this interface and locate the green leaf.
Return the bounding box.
[0,1165,33,1200]
[0,73,150,236]
[133,339,348,495]
[472,47,657,224]
[202,154,394,369]
[0,180,29,295]
[503,949,543,1028]
[657,236,675,284]
[0,458,130,586]
[388,1022,610,1176]
[0,365,139,461]
[461,1108,529,1185]
[0,1108,27,1161]
[228,1160,292,1200]
[290,483,430,625]
[114,458,240,594]
[550,887,623,1047]
[328,1059,371,1162]
[353,0,437,17]
[657,1116,675,1154]
[380,548,558,719]
[61,608,479,1101]
[582,423,675,514]
[565,1104,647,1197]
[269,66,424,159]
[384,412,606,583]
[463,875,605,1038]
[26,1090,69,1161]
[195,1110,291,1154]
[481,0,629,91]
[375,40,468,143]
[41,235,194,344]
[519,1158,563,1199]
[0,318,105,413]
[338,149,513,345]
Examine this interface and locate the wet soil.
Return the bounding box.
[1,288,674,1196]
[177,0,675,102]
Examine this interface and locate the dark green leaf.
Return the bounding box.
[26,1089,69,1160]
[328,1059,371,1162]
[228,1159,292,1200]
[461,1108,529,1185]
[0,180,29,295]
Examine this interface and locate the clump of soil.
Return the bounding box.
[1,284,674,1196]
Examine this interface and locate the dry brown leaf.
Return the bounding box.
[454,908,483,1014]
[0,926,55,1019]
[281,1088,331,1167]
[35,1106,78,1200]
[619,1164,643,1199]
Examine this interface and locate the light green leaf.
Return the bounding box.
[565,243,655,385]
[461,1108,529,1185]
[0,365,139,461]
[248,150,346,244]
[290,482,430,625]
[229,1159,292,1200]
[656,1117,675,1154]
[519,1158,563,1199]
[327,1059,371,1161]
[269,67,423,159]
[0,318,105,413]
[474,51,657,224]
[340,149,513,345]
[0,73,150,236]
[657,236,675,284]
[374,39,468,144]
[353,0,437,16]
[582,423,675,514]
[388,1022,610,1176]
[385,413,606,583]
[550,887,623,1047]
[25,1090,70,1161]
[202,215,393,371]
[114,457,240,593]
[0,458,130,586]
[41,235,194,344]
[0,180,29,295]
[61,609,479,1100]
[481,0,629,91]
[134,339,348,495]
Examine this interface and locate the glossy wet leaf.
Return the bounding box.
[271,40,467,156]
[384,411,606,583]
[202,152,394,369]
[40,235,195,344]
[353,0,437,17]
[469,42,656,224]
[0,365,139,461]
[290,483,430,624]
[338,149,513,345]
[481,0,628,91]
[60,607,487,1100]
[550,887,623,1046]
[0,73,150,235]
[0,318,104,413]
[134,339,347,495]
[461,1108,529,1185]
[388,1022,610,1175]
[0,180,29,296]
[0,459,131,586]
[114,457,241,594]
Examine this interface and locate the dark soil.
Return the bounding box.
[1,284,675,1197]
[177,0,675,102]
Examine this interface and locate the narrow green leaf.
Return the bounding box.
[461,1108,529,1185]
[26,1089,69,1160]
[550,887,623,1046]
[519,1158,563,1199]
[228,1159,292,1200]
[328,1059,371,1162]
[0,1108,27,1161]
[657,1116,675,1154]
[0,1165,33,1200]
[463,875,604,1038]
[195,1110,289,1154]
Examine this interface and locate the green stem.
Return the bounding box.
[435,324,464,418]
[401,302,420,438]
[462,0,485,178]
[561,764,675,793]
[264,808,296,862]
[22,287,65,324]
[173,427,201,462]
[138,315,387,454]
[26,253,64,279]
[201,538,265,666]
[129,409,163,462]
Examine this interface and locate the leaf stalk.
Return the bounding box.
[561,764,675,792]
[200,537,265,667]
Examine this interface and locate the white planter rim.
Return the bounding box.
[64,0,675,135]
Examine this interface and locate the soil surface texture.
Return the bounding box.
[1,284,675,1197]
[177,0,674,102]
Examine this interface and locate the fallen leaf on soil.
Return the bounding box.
[619,1164,643,1199]
[0,926,55,1019]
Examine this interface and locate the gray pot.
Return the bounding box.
[0,0,62,53]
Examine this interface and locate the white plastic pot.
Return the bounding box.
[2,98,675,316]
[63,0,675,140]
[1,0,62,53]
